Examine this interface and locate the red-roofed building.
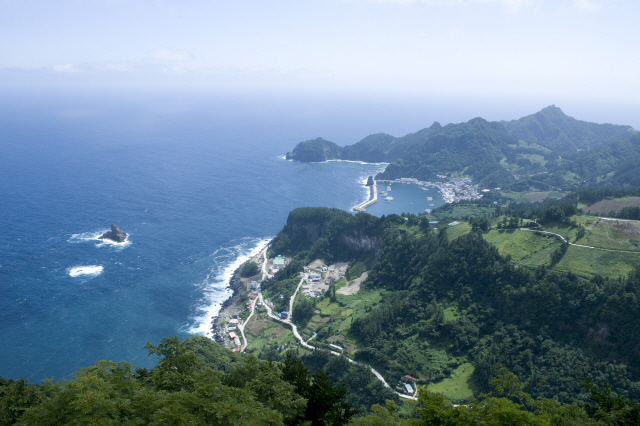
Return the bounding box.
[229,332,238,339]
[404,375,418,382]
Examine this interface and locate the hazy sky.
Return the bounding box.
[1,0,638,103]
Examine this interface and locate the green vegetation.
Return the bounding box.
[500,105,634,152]
[240,260,259,277]
[258,206,640,408]
[425,363,475,403]
[287,106,639,192]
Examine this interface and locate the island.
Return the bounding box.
[99,224,128,243]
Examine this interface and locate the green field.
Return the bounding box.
[426,363,476,403]
[482,229,561,267]
[552,245,640,279]
[244,307,298,353]
[445,222,472,240]
[299,289,384,354]
[578,218,640,252]
[430,205,495,221]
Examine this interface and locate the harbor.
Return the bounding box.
[353,176,483,216]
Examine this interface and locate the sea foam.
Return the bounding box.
[187,236,272,338]
[68,265,103,277]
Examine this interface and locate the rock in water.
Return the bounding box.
[99,224,128,243]
[366,176,374,186]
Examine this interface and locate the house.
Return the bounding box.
[229,332,238,339]
[404,383,413,394]
[280,311,288,319]
[403,375,418,382]
[273,256,285,270]
[247,304,252,311]
[249,293,257,299]
[312,276,321,282]
[231,347,241,352]
[233,337,241,347]
[251,281,257,289]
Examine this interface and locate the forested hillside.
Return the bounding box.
[4,335,637,425]
[286,107,638,193]
[500,105,635,152]
[262,207,640,407]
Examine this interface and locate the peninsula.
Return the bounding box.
[286,106,638,193]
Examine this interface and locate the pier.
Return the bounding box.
[353,180,378,212]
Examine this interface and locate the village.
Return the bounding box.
[376,176,484,204]
[215,249,420,397]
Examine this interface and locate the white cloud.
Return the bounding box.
[572,0,600,11]
[51,63,79,73]
[151,49,193,62]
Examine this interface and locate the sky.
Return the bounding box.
[1,0,639,113]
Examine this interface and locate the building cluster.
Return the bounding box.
[396,375,419,395]
[301,260,349,298]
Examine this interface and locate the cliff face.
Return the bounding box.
[340,232,382,256]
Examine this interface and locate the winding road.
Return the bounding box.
[519,220,640,254]
[255,284,418,401]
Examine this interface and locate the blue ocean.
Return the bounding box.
[3,91,455,382]
[2,91,596,382]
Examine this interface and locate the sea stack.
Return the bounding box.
[99,224,128,243]
[366,176,374,186]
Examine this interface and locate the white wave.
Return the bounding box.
[325,159,390,166]
[68,229,131,250]
[68,265,103,277]
[350,164,387,211]
[187,236,272,338]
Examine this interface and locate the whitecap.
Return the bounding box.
[68,265,103,277]
[187,236,272,338]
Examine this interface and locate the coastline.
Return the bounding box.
[209,241,271,347]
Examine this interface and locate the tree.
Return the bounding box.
[240,261,260,277]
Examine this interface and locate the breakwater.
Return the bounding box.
[353,180,378,212]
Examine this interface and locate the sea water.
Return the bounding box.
[364,182,445,217]
[0,90,535,382]
[0,92,394,382]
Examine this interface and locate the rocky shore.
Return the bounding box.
[210,266,247,346]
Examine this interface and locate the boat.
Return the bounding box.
[427,197,433,201]
[429,203,435,206]
[385,196,394,203]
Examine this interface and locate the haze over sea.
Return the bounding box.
[1,90,634,382]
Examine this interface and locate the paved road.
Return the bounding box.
[239,244,270,352]
[519,224,640,254]
[258,291,417,401]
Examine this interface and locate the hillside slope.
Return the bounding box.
[501,105,635,152]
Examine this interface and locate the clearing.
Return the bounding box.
[337,271,368,295]
[585,196,640,215]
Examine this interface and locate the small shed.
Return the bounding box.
[280,311,289,319]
